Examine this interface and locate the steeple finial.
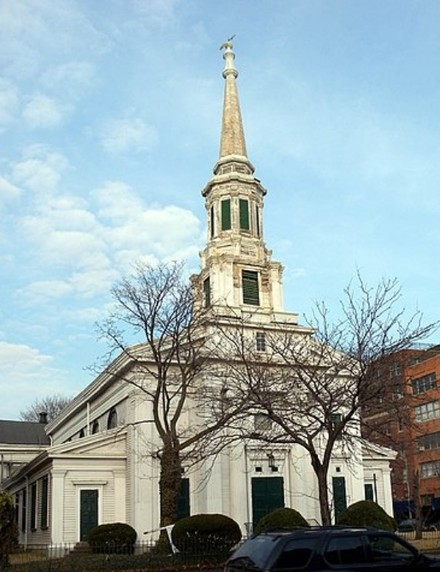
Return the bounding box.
[217,36,249,163]
[219,35,237,78]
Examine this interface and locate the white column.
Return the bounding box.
[51,470,66,544]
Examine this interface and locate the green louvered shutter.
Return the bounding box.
[221,199,231,230]
[242,270,259,305]
[41,476,49,528]
[239,199,250,230]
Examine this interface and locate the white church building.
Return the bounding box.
[3,43,395,548]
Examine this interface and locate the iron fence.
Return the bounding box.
[7,540,230,572]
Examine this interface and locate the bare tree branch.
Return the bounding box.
[215,275,437,524]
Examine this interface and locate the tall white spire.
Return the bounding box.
[218,38,248,161]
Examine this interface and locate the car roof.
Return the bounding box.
[256,526,382,538]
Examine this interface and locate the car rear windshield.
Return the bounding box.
[229,535,280,568]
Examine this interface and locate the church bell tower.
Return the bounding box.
[194,40,298,326]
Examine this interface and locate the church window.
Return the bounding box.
[242,270,259,306]
[254,413,272,431]
[91,420,99,434]
[255,205,260,237]
[203,277,211,308]
[239,198,250,230]
[256,331,266,351]
[79,428,85,438]
[107,407,118,429]
[210,206,215,237]
[331,413,343,440]
[221,199,231,230]
[364,483,374,501]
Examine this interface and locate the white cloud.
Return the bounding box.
[12,148,69,194]
[69,268,120,298]
[18,280,73,302]
[22,93,67,128]
[92,181,142,221]
[100,117,158,154]
[0,341,67,419]
[13,177,202,301]
[0,176,21,202]
[92,181,203,260]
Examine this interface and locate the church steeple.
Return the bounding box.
[195,41,298,326]
[209,39,256,180]
[218,39,248,164]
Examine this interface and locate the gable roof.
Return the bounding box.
[0,419,50,445]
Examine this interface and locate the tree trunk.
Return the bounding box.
[159,440,182,528]
[310,454,332,525]
[317,470,332,525]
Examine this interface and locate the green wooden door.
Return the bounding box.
[332,477,347,519]
[80,489,98,541]
[177,478,190,520]
[252,477,284,526]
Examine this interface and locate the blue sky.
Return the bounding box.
[1,0,439,419]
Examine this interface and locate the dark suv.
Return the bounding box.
[225,526,440,571]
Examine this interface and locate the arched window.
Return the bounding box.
[107,407,118,430]
[91,420,99,434]
[79,428,85,438]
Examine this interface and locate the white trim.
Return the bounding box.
[71,480,108,486]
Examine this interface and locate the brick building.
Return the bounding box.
[364,345,440,522]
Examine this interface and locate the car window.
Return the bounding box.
[273,537,315,570]
[367,533,416,563]
[324,535,367,565]
[229,535,279,568]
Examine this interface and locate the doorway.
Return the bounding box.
[80,489,99,541]
[251,477,284,526]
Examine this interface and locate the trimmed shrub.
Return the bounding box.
[87,522,137,554]
[254,507,309,534]
[336,500,396,531]
[0,491,17,568]
[171,513,241,554]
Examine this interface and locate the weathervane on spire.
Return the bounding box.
[220,34,236,51]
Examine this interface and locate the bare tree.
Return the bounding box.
[19,394,71,422]
[218,275,437,525]
[97,261,250,529]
